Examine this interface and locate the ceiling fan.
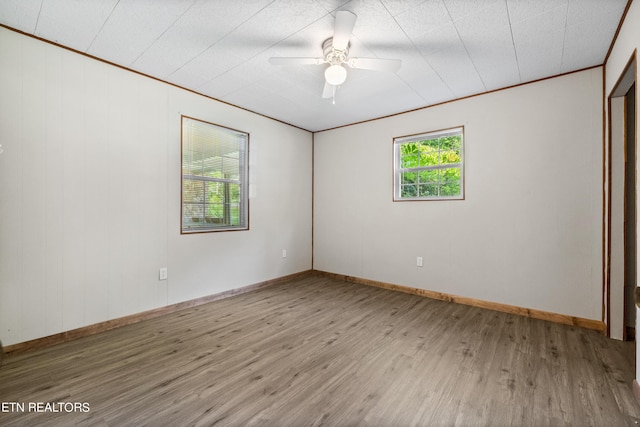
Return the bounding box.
[268,11,402,103]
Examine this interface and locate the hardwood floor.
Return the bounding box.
[1,274,639,426]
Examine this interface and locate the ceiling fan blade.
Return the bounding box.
[347,57,402,72]
[322,82,335,99]
[332,11,356,51]
[268,57,324,66]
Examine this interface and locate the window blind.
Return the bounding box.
[181,116,249,232]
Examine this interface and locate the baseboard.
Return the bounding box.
[3,268,605,357]
[314,270,606,332]
[3,270,313,356]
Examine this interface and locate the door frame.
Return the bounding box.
[607,52,637,339]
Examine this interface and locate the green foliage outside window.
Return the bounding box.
[396,130,463,200]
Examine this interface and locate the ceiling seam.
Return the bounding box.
[559,1,569,72]
[324,1,352,15]
[129,0,198,68]
[33,0,43,34]
[375,1,429,104]
[442,1,488,93]
[504,0,522,82]
[378,0,452,102]
[85,0,121,54]
[167,0,277,80]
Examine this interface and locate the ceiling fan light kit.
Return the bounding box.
[325,64,347,86]
[269,10,402,102]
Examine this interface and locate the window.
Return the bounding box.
[394,126,464,201]
[181,116,249,233]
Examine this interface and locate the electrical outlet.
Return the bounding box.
[282,249,287,258]
[417,257,423,267]
[159,267,168,280]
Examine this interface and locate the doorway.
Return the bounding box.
[624,83,636,340]
[608,56,637,341]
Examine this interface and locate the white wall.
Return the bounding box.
[0,27,313,347]
[604,0,640,375]
[314,68,603,321]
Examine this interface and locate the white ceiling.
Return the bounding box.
[0,0,629,132]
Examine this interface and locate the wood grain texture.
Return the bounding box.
[4,270,312,355]
[316,270,606,332]
[0,275,638,426]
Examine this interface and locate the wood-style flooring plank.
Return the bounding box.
[1,275,639,426]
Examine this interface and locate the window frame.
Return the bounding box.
[181,115,249,234]
[393,126,464,201]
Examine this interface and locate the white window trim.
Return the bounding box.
[393,126,464,201]
[181,116,249,233]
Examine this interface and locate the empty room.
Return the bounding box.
[1,0,640,425]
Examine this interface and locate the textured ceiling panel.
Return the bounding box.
[454,1,520,90]
[186,1,329,92]
[167,65,214,91]
[0,0,41,33]
[177,48,247,87]
[380,0,427,17]
[222,0,328,57]
[561,0,628,71]
[0,0,629,132]
[510,7,566,82]
[393,0,451,42]
[515,30,565,82]
[36,0,118,52]
[315,0,352,13]
[346,72,424,112]
[267,16,336,59]
[423,36,487,98]
[566,0,626,28]
[397,58,454,105]
[204,55,275,99]
[199,68,261,101]
[506,0,568,24]
[344,0,407,47]
[562,24,615,72]
[87,0,195,67]
[444,0,505,22]
[132,0,273,78]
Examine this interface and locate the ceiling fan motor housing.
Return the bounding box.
[323,38,349,66]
